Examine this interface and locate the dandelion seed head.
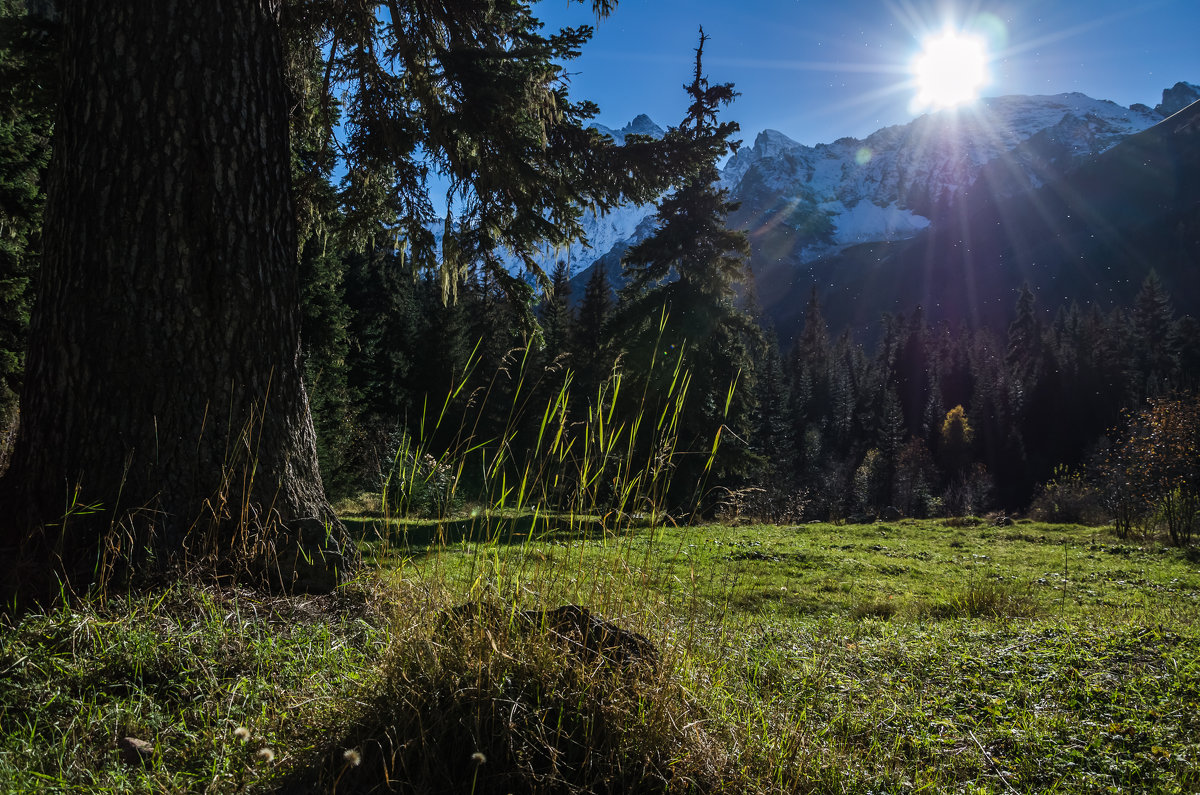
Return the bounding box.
[471,751,487,765]
[233,726,251,743]
[343,748,362,767]
[256,747,275,763]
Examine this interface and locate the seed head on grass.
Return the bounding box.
[233,726,251,743]
[256,747,275,763]
[470,751,487,795]
[343,748,362,767]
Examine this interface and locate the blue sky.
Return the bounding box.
[536,0,1200,146]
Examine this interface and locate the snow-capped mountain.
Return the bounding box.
[755,92,1200,338]
[564,82,1197,288]
[724,86,1192,261]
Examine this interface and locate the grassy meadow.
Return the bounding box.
[2,512,1197,793]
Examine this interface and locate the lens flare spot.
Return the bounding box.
[974,12,1009,53]
[855,147,873,166]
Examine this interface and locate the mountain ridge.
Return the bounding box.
[754,95,1200,340]
[561,81,1199,335]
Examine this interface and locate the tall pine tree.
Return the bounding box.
[540,261,575,360]
[1131,270,1177,397]
[573,264,615,402]
[614,29,760,511]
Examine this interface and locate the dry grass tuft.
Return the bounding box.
[916,577,1041,620]
[276,586,734,794]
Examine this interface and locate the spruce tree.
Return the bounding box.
[968,328,1023,505]
[790,288,832,424]
[827,331,860,454]
[462,267,525,462]
[300,237,356,499]
[873,386,906,509]
[291,42,358,500]
[1131,270,1178,396]
[1005,284,1065,500]
[540,260,575,360]
[573,264,615,400]
[788,289,833,491]
[1006,284,1043,404]
[895,307,931,437]
[342,246,424,485]
[614,29,760,510]
[753,336,796,488]
[1175,315,1200,393]
[528,260,576,465]
[310,1,681,323]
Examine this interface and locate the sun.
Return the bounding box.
[912,31,990,109]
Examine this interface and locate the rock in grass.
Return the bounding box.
[442,601,660,669]
[117,736,154,768]
[535,604,660,669]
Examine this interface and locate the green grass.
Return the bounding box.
[360,514,1198,623]
[0,584,390,792]
[3,517,1197,793]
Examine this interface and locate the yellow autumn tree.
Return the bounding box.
[939,404,974,474]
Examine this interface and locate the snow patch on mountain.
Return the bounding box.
[824,200,931,246]
[519,201,658,274]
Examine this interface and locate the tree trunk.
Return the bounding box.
[1,0,348,599]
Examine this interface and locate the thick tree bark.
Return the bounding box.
[1,0,348,598]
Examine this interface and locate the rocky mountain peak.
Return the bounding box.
[1156,81,1200,117]
[625,113,663,136]
[590,114,665,145]
[722,129,803,184]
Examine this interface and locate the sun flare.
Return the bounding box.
[912,31,989,109]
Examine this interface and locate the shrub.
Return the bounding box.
[941,463,993,517]
[1028,466,1109,525]
[381,429,462,518]
[1103,394,1200,545]
[716,485,811,524]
